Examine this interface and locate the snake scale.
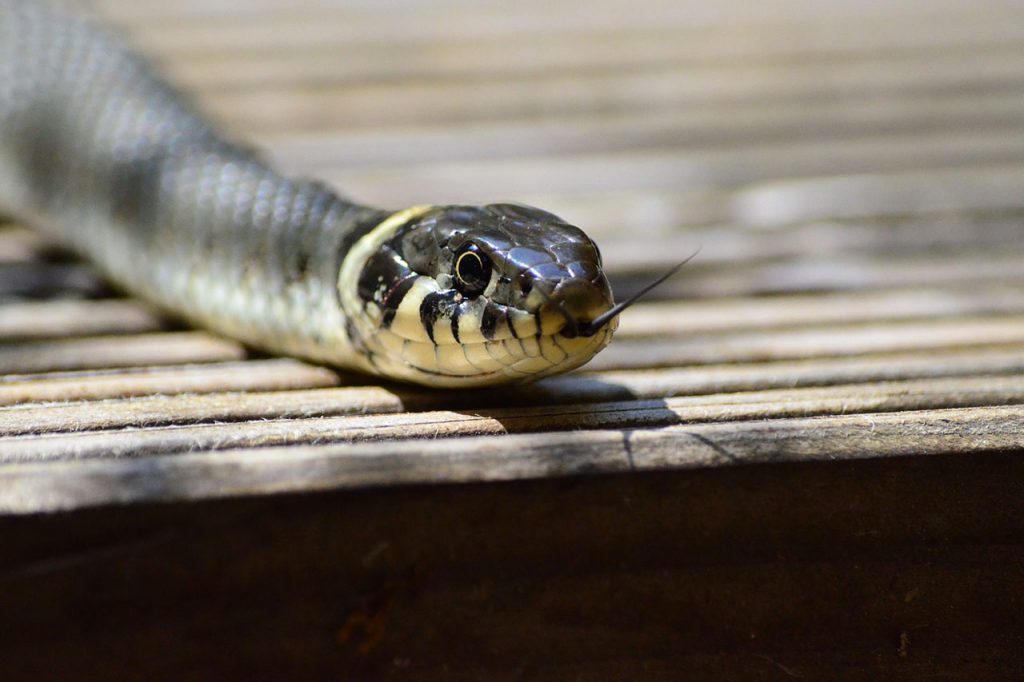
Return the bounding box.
[0,1,669,387]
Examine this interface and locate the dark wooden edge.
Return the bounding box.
[0,448,1021,680]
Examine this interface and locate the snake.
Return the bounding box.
[0,1,679,387]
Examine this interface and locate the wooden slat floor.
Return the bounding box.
[1,1,1024,678]
[3,0,1022,510]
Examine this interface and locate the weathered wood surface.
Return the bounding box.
[3,0,1023,535]
[2,0,1024,678]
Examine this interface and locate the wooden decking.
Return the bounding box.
[1,0,1023,678]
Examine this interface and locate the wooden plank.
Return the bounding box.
[155,21,1024,89]
[3,373,1021,441]
[0,386,405,436]
[1,375,1020,461]
[545,347,1024,401]
[99,0,1000,27]
[730,164,1024,226]
[110,3,1016,51]
[592,315,1024,370]
[0,332,245,375]
[614,286,1024,337]
[315,130,1024,207]
[261,93,1024,169]
[0,300,165,340]
[0,449,1021,678]
[611,253,1024,299]
[527,169,1024,236]
[197,52,1024,132]
[4,344,1024,415]
[1,404,1020,511]
[0,359,342,407]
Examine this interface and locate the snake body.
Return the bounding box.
[0,1,617,387]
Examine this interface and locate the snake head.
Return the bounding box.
[414,203,616,338]
[341,203,618,387]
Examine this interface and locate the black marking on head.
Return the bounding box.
[333,206,395,308]
[506,311,520,339]
[357,245,413,305]
[381,275,418,322]
[381,307,396,329]
[451,303,463,344]
[377,273,419,330]
[480,301,507,341]
[363,349,382,371]
[419,290,460,344]
[344,317,367,352]
[357,243,417,331]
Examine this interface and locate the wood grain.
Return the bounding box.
[0,358,342,406]
[0,300,164,340]
[0,331,245,375]
[0,0,1021,504]
[4,1,1024,678]
[2,375,1023,464]
[2,404,1021,512]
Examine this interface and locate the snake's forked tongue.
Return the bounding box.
[576,248,701,338]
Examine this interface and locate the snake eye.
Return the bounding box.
[453,243,492,297]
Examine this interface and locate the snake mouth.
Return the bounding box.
[542,303,611,340]
[547,252,702,339]
[533,277,616,340]
[479,320,616,382]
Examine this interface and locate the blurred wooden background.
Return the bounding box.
[1,0,1023,678]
